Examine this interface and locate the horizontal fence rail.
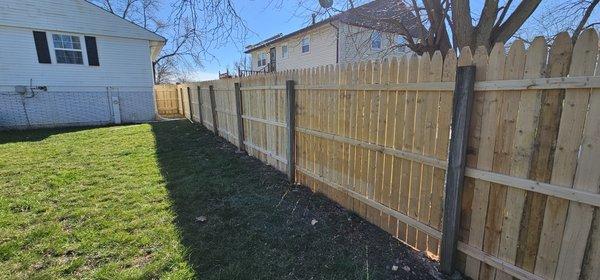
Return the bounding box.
[155,29,600,280]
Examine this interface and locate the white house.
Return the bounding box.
[245,0,418,73]
[0,0,165,129]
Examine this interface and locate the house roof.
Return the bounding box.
[0,0,166,43]
[244,0,420,53]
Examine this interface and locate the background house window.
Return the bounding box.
[371,31,382,50]
[282,45,289,58]
[52,34,84,64]
[301,37,310,53]
[258,53,267,67]
[396,35,408,53]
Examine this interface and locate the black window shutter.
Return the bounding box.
[33,31,51,64]
[85,36,100,66]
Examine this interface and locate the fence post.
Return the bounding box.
[197,86,203,126]
[234,82,245,151]
[187,86,193,121]
[285,80,296,183]
[440,65,476,275]
[209,85,219,135]
[179,87,186,117]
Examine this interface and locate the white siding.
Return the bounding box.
[0,25,154,88]
[0,26,156,128]
[338,22,407,64]
[0,0,164,41]
[250,24,338,71]
[248,21,408,71]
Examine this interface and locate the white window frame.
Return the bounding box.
[281,44,289,59]
[371,31,382,50]
[258,52,267,67]
[396,35,407,53]
[301,36,310,54]
[48,32,88,66]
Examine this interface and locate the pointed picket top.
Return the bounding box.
[365,60,373,84]
[505,39,527,80]
[350,62,358,86]
[381,58,390,84]
[389,57,399,83]
[473,46,489,81]
[372,59,382,84]
[430,51,444,82]
[458,46,472,67]
[524,37,548,79]
[569,28,598,76]
[408,54,420,83]
[333,64,340,84]
[418,52,431,83]
[398,55,408,84]
[443,49,458,82]
[487,43,507,80]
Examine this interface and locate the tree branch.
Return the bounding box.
[491,0,542,43]
[572,0,599,43]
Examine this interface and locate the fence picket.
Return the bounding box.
[382,58,399,235]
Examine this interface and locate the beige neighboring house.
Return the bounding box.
[244,0,419,72]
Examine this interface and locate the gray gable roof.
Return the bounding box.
[0,0,165,42]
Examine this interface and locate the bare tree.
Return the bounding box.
[154,56,177,84]
[315,0,599,55]
[516,0,600,45]
[91,0,250,82]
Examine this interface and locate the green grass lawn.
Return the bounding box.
[0,121,441,280]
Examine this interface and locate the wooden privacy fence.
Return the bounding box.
[153,84,181,116]
[169,30,600,280]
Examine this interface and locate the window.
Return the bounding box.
[396,35,408,53]
[301,37,310,53]
[258,53,267,67]
[371,31,382,50]
[52,34,84,64]
[281,45,289,58]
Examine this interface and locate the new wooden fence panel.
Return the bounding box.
[402,55,419,246]
[382,58,399,235]
[535,30,597,279]
[495,37,547,280]
[519,33,572,274]
[176,85,191,120]
[456,46,481,272]
[171,30,600,280]
[392,56,409,240]
[430,50,456,255]
[554,29,600,280]
[480,40,526,280]
[189,85,201,123]
[154,84,180,116]
[357,61,369,217]
[465,43,505,280]
[198,84,214,130]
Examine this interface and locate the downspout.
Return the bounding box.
[336,27,339,64]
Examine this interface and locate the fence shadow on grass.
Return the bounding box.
[150,120,441,280]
